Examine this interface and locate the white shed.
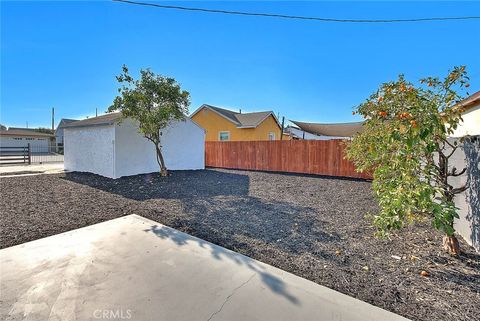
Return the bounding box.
[63,112,205,178]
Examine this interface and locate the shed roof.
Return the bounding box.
[57,118,79,128]
[63,113,122,129]
[291,120,364,137]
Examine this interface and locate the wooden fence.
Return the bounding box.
[205,140,372,179]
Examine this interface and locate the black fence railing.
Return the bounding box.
[0,144,65,165]
[0,145,31,165]
[30,145,64,163]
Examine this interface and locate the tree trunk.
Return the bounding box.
[443,234,460,256]
[155,144,168,177]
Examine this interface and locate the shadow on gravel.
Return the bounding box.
[179,197,342,261]
[424,252,480,293]
[63,170,250,200]
[63,170,342,263]
[144,223,300,305]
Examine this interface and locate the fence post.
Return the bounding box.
[28,143,31,165]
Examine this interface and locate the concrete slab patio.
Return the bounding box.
[0,162,65,178]
[0,215,408,321]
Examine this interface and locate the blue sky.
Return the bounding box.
[1,1,479,128]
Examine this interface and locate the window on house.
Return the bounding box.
[268,132,276,140]
[219,131,230,141]
[26,138,34,140]
[13,137,23,140]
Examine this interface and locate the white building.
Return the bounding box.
[55,118,78,146]
[284,126,345,140]
[0,128,55,150]
[64,112,205,179]
[450,90,480,138]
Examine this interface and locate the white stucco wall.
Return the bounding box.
[114,118,205,178]
[450,105,480,137]
[0,136,51,149]
[64,125,115,178]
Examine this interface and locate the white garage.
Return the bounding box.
[63,112,205,178]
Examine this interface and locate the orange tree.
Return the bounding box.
[346,67,470,255]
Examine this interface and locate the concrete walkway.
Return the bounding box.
[0,215,408,321]
[0,162,65,178]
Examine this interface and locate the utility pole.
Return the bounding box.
[96,108,98,117]
[280,116,285,141]
[51,107,55,131]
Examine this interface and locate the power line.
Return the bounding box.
[112,0,480,23]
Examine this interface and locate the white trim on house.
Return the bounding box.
[218,131,230,141]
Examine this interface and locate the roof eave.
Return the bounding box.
[63,121,116,129]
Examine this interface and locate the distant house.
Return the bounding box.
[283,125,333,140]
[63,112,205,179]
[290,120,363,139]
[190,104,282,141]
[450,90,480,137]
[0,128,55,150]
[55,118,78,145]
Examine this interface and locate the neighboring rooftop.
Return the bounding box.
[291,120,364,138]
[7,127,39,132]
[56,118,79,128]
[62,113,122,129]
[191,104,281,128]
[455,90,480,112]
[0,128,55,137]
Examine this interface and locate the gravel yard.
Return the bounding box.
[1,169,478,321]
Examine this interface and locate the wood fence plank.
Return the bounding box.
[205,140,371,179]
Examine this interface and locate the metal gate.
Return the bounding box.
[0,145,31,165]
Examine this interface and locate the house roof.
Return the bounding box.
[63,112,122,129]
[191,104,281,129]
[291,120,364,137]
[62,112,206,133]
[454,90,480,112]
[7,127,39,132]
[57,118,79,128]
[0,129,55,138]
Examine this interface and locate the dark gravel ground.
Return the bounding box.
[1,169,479,321]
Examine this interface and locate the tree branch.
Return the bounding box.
[451,184,468,195]
[448,167,467,177]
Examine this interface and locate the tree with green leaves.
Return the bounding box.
[346,66,470,255]
[35,128,54,134]
[108,65,190,176]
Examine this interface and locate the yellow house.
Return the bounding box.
[190,104,283,141]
